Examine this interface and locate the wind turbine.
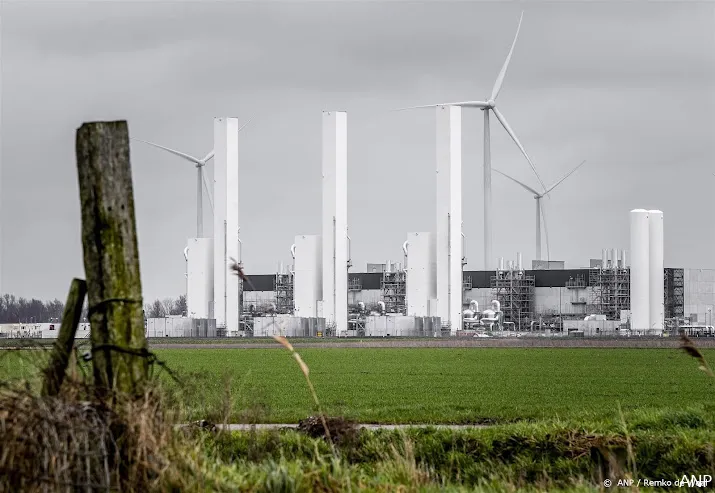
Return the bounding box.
[394,11,547,270]
[132,119,251,238]
[494,160,587,262]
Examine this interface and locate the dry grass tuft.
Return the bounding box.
[230,258,256,291]
[0,340,210,493]
[679,334,714,378]
[0,376,179,492]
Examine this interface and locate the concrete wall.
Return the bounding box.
[684,268,715,325]
[563,320,622,336]
[252,316,325,337]
[0,322,91,339]
[362,315,441,337]
[146,317,217,337]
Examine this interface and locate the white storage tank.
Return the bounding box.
[293,235,323,318]
[630,209,650,330]
[186,238,213,319]
[405,232,435,317]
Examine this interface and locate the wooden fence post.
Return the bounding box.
[75,120,148,397]
[42,278,87,397]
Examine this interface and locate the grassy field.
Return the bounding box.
[3,347,714,424]
[3,345,714,491]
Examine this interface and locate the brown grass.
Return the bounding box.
[0,367,185,493]
[0,344,216,492]
[679,334,715,378]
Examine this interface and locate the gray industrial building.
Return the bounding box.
[240,261,710,331]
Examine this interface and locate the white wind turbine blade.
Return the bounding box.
[540,199,551,262]
[201,150,215,163]
[493,168,540,195]
[545,160,587,194]
[392,101,490,111]
[238,118,253,133]
[202,172,214,212]
[131,138,202,165]
[491,106,548,193]
[491,11,524,102]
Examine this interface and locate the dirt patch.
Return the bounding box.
[297,415,361,446]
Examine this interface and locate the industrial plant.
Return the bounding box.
[135,109,701,340]
[2,12,711,342]
[94,13,715,342]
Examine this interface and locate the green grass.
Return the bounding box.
[3,345,715,491]
[4,347,714,424]
[198,411,715,492]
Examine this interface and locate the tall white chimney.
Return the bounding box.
[648,210,664,332]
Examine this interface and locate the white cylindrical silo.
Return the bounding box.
[620,249,627,269]
[601,249,607,270]
[517,252,522,271]
[630,209,650,330]
[611,248,617,270]
[648,210,664,332]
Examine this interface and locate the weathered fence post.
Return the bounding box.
[42,278,88,396]
[75,120,148,398]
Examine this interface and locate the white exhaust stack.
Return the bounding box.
[611,248,617,269]
[648,210,664,331]
[630,209,650,331]
[601,249,607,269]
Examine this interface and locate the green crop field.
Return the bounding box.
[3,347,714,424]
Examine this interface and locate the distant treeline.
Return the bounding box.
[0,294,187,323]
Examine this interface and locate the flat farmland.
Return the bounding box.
[4,346,711,424]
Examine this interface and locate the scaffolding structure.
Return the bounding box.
[381,270,406,314]
[490,268,535,330]
[348,277,362,291]
[664,268,684,319]
[273,273,294,314]
[589,266,630,320]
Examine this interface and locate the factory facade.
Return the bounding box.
[240,261,714,333]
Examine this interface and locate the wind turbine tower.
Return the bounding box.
[131,140,214,238]
[494,160,587,262]
[396,11,547,270]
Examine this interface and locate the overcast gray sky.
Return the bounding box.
[2,0,714,303]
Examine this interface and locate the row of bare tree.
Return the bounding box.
[0,293,187,323]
